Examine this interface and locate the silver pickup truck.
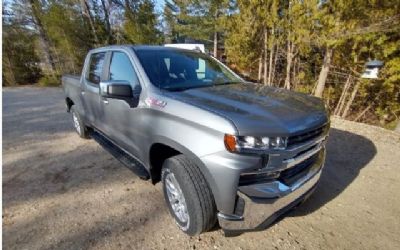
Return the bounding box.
[62,45,329,236]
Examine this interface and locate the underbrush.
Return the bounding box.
[38,75,61,87]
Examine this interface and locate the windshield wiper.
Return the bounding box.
[164,86,191,92]
[164,84,213,92]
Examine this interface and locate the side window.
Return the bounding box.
[86,52,106,84]
[109,52,139,86]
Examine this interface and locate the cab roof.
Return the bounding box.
[89,45,201,53]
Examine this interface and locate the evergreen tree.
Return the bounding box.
[165,0,233,57]
[123,0,163,44]
[2,0,399,129]
[2,21,41,85]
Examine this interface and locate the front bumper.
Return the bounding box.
[217,149,324,231]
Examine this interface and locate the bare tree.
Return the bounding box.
[271,44,279,85]
[334,74,352,115]
[314,47,333,97]
[27,0,56,74]
[213,31,218,58]
[263,29,268,85]
[80,0,99,46]
[101,0,112,44]
[342,79,362,118]
[284,39,295,89]
[267,40,275,86]
[257,56,263,82]
[354,103,373,122]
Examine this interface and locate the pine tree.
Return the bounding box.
[123,0,162,44]
[166,0,233,57]
[3,3,41,85]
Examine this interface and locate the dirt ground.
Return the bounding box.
[3,87,400,250]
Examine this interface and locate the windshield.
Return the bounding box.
[134,48,243,91]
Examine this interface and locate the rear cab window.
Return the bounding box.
[86,52,106,85]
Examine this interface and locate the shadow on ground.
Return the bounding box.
[289,128,377,216]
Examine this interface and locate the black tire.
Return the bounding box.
[70,106,90,139]
[161,155,217,236]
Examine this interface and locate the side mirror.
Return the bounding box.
[100,80,132,98]
[99,80,141,107]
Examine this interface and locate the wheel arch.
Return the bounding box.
[148,137,220,209]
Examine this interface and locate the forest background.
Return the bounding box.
[2,0,400,130]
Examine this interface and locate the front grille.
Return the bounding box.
[239,150,320,186]
[287,124,327,147]
[278,153,319,186]
[239,171,279,186]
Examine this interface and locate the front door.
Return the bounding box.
[99,50,143,158]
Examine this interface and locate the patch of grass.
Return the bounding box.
[384,119,399,131]
[38,75,61,87]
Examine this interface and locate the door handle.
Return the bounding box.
[102,99,109,104]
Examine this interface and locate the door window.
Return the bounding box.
[109,52,139,86]
[86,52,106,84]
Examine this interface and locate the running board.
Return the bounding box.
[90,131,150,180]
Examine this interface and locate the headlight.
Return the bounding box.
[224,134,287,153]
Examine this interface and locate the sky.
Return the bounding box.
[154,0,166,12]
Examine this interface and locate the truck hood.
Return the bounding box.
[165,82,328,136]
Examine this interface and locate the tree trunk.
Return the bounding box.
[354,104,373,122]
[263,29,268,85]
[334,74,352,115]
[3,54,16,85]
[341,79,361,118]
[314,47,333,97]
[327,87,331,107]
[28,0,56,74]
[292,57,298,89]
[267,28,275,85]
[268,43,274,85]
[80,0,99,46]
[271,44,278,86]
[213,31,218,58]
[284,41,292,89]
[258,55,263,82]
[101,0,112,44]
[52,45,63,73]
[353,91,382,122]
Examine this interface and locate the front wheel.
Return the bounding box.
[162,155,217,236]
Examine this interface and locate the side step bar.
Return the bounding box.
[90,130,150,180]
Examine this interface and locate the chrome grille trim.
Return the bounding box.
[287,124,328,148]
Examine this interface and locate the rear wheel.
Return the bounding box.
[70,106,90,139]
[162,155,217,236]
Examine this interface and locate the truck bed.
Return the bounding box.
[62,74,82,112]
[62,74,80,86]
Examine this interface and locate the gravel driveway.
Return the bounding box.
[3,87,400,250]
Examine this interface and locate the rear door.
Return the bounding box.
[82,51,107,130]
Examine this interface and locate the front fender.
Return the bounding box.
[148,135,222,211]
